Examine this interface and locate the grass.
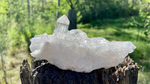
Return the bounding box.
[0,17,150,84]
[78,17,150,84]
[0,54,26,84]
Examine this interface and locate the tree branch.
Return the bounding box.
[74,0,79,7]
[66,0,74,9]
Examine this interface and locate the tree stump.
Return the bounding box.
[20,56,141,84]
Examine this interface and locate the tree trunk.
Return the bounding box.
[20,56,141,84]
[1,53,8,84]
[68,9,77,30]
[132,0,135,8]
[56,0,60,19]
[27,0,30,21]
[42,0,44,12]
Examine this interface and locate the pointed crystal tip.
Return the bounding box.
[57,15,70,25]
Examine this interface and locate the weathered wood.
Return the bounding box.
[20,56,141,84]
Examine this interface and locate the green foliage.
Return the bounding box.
[77,0,140,23]
[0,0,9,15]
[139,10,150,40]
[0,0,9,52]
[3,0,58,54]
[59,0,70,15]
[66,0,79,9]
[0,1,9,84]
[4,0,75,55]
[128,10,150,42]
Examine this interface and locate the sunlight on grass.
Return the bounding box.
[0,53,30,84]
[138,71,150,84]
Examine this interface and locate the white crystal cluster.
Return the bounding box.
[30,15,136,72]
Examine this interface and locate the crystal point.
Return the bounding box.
[54,15,70,37]
[57,15,70,25]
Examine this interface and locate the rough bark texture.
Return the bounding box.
[68,9,77,30]
[20,56,141,84]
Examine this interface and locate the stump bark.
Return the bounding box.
[20,56,141,84]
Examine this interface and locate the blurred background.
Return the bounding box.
[0,0,150,84]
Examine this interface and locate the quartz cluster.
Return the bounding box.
[29,15,136,72]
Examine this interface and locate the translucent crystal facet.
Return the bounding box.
[29,15,136,72]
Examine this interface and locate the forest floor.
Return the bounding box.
[0,17,150,84]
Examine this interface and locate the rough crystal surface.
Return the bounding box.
[29,15,136,72]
